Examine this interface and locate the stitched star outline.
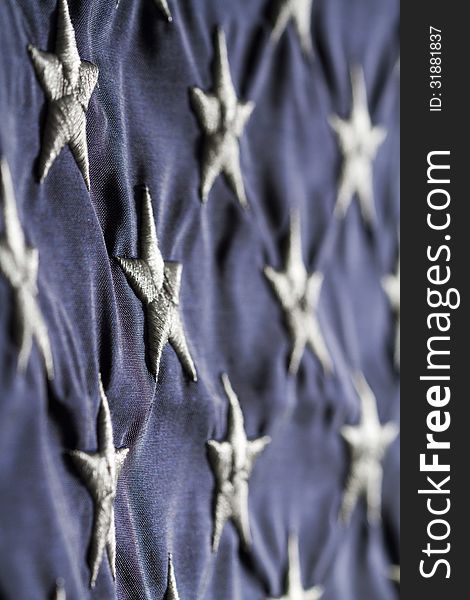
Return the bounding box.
[28,0,99,190]
[69,376,128,588]
[207,374,271,551]
[190,28,255,207]
[116,187,197,381]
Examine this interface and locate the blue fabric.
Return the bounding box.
[0,0,399,598]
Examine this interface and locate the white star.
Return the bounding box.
[207,374,271,552]
[190,28,255,207]
[329,67,387,225]
[0,159,54,379]
[69,377,129,588]
[268,535,324,600]
[116,0,172,21]
[382,252,400,368]
[116,187,197,381]
[340,373,398,523]
[165,554,180,600]
[265,213,333,375]
[270,0,314,56]
[28,0,99,190]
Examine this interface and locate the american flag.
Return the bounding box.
[0,0,400,598]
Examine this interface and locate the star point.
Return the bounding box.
[190,28,254,207]
[329,67,387,226]
[29,0,98,190]
[154,0,173,22]
[340,373,398,523]
[69,376,128,588]
[265,213,333,375]
[116,187,197,381]
[0,159,54,379]
[268,535,324,600]
[207,374,271,552]
[270,0,314,56]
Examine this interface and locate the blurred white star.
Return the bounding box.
[329,67,386,225]
[340,373,398,523]
[265,213,333,375]
[0,159,53,379]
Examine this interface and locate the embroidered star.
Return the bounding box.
[28,0,98,190]
[0,159,54,379]
[268,535,324,600]
[116,0,172,21]
[340,373,398,523]
[329,67,387,226]
[165,554,180,600]
[264,213,333,375]
[207,374,271,552]
[69,377,129,588]
[116,187,197,382]
[382,253,400,368]
[270,0,314,56]
[190,28,255,207]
